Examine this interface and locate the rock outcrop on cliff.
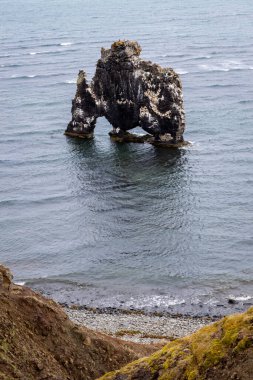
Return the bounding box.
[0,265,159,380]
[65,40,185,146]
[99,308,253,380]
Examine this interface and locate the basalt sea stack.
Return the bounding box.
[65,40,186,146]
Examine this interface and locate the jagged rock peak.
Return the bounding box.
[101,40,142,61]
[65,40,186,146]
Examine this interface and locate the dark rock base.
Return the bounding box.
[64,131,94,139]
[65,129,190,148]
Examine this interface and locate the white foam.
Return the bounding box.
[199,64,228,72]
[176,69,189,75]
[11,74,36,79]
[166,298,186,306]
[181,141,194,150]
[60,42,72,46]
[125,295,186,308]
[65,79,76,84]
[29,50,50,55]
[229,295,252,302]
[199,60,252,72]
[204,298,218,305]
[15,281,26,286]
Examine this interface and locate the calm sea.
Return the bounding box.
[0,0,253,316]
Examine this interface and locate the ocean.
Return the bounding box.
[0,0,253,316]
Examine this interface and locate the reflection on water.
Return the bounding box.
[58,127,253,317]
[64,123,194,287]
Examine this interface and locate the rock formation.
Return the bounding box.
[65,40,186,146]
[0,264,159,380]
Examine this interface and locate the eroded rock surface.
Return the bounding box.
[66,40,185,145]
[0,264,159,380]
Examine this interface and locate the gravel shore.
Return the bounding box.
[66,308,214,344]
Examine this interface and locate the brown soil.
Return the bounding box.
[0,265,160,380]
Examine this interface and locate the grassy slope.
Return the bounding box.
[99,307,253,380]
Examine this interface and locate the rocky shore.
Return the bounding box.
[66,307,213,344]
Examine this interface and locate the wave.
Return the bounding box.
[206,83,238,88]
[29,42,74,56]
[30,42,73,48]
[125,295,186,309]
[15,281,26,286]
[11,74,36,79]
[10,73,65,79]
[29,48,78,56]
[29,50,60,56]
[199,60,253,72]
[60,42,73,46]
[29,50,50,55]
[160,53,187,58]
[65,79,76,84]
[0,63,23,68]
[26,277,90,288]
[176,69,188,75]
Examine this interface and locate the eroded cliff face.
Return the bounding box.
[0,265,158,380]
[66,40,185,145]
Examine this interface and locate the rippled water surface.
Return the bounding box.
[1,0,253,316]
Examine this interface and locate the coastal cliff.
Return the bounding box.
[0,265,158,380]
[65,40,185,146]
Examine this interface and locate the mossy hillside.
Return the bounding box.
[99,307,253,380]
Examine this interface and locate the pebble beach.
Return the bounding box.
[66,307,214,344]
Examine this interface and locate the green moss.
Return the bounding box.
[233,337,253,353]
[112,40,126,49]
[202,339,225,369]
[186,369,198,380]
[99,308,253,380]
[221,328,238,346]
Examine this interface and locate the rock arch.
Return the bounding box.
[65,40,186,146]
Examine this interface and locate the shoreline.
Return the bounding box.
[25,281,253,319]
[65,306,216,344]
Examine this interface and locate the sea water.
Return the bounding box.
[0,0,253,316]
